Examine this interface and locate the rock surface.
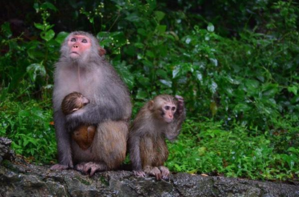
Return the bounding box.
[1,137,299,197]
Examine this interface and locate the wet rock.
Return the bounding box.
[0,138,298,197]
[0,137,15,163]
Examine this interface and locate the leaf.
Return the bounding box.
[125,13,140,22]
[135,42,144,48]
[245,79,259,93]
[156,69,167,79]
[210,101,218,116]
[146,50,155,58]
[34,23,44,30]
[210,58,218,66]
[156,25,166,34]
[196,71,203,82]
[172,66,180,78]
[137,28,147,36]
[288,85,298,95]
[208,80,218,94]
[41,2,58,11]
[26,63,46,81]
[41,30,55,42]
[113,61,134,90]
[185,36,192,44]
[234,103,251,113]
[55,31,68,44]
[1,22,12,38]
[262,83,279,97]
[207,23,215,32]
[154,11,165,22]
[136,89,148,100]
[160,79,172,87]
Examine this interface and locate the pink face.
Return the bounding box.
[162,102,177,123]
[67,35,91,59]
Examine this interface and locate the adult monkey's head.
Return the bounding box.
[60,31,104,65]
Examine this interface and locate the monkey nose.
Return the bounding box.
[73,45,79,48]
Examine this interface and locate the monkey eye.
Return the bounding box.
[171,107,176,111]
[82,38,88,43]
[164,106,170,110]
[70,38,76,42]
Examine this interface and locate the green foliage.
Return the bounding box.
[167,119,299,181]
[0,0,299,181]
[0,95,56,163]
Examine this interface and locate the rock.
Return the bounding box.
[0,138,298,197]
[0,137,15,163]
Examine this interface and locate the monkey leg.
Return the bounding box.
[90,120,128,169]
[72,121,128,176]
[133,170,146,178]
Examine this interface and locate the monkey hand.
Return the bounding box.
[175,95,185,115]
[65,111,85,133]
[133,170,146,178]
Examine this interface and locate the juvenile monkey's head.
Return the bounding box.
[61,92,89,115]
[148,95,178,123]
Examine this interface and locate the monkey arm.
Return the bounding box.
[173,95,186,132]
[65,99,128,132]
[166,105,186,141]
[53,110,74,168]
[129,134,144,171]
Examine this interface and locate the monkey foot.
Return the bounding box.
[50,164,70,170]
[149,167,163,180]
[159,166,170,180]
[133,170,146,177]
[145,166,170,180]
[75,162,107,176]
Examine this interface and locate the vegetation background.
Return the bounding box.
[0,0,298,182]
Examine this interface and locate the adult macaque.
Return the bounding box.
[51,31,132,176]
[61,92,96,150]
[129,95,186,180]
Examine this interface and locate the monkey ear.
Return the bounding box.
[148,100,154,111]
[98,47,106,56]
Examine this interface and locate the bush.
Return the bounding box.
[0,95,56,164]
[167,119,299,181]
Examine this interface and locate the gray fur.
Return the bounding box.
[52,31,131,170]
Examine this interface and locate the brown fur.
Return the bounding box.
[129,95,185,180]
[61,92,96,150]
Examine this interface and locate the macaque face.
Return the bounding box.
[162,102,177,123]
[68,35,91,59]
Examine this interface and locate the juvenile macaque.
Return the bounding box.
[129,95,186,180]
[51,31,132,176]
[61,92,96,150]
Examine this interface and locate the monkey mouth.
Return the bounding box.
[164,118,173,123]
[70,52,80,58]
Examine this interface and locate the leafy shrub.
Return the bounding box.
[167,119,299,181]
[0,95,56,164]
